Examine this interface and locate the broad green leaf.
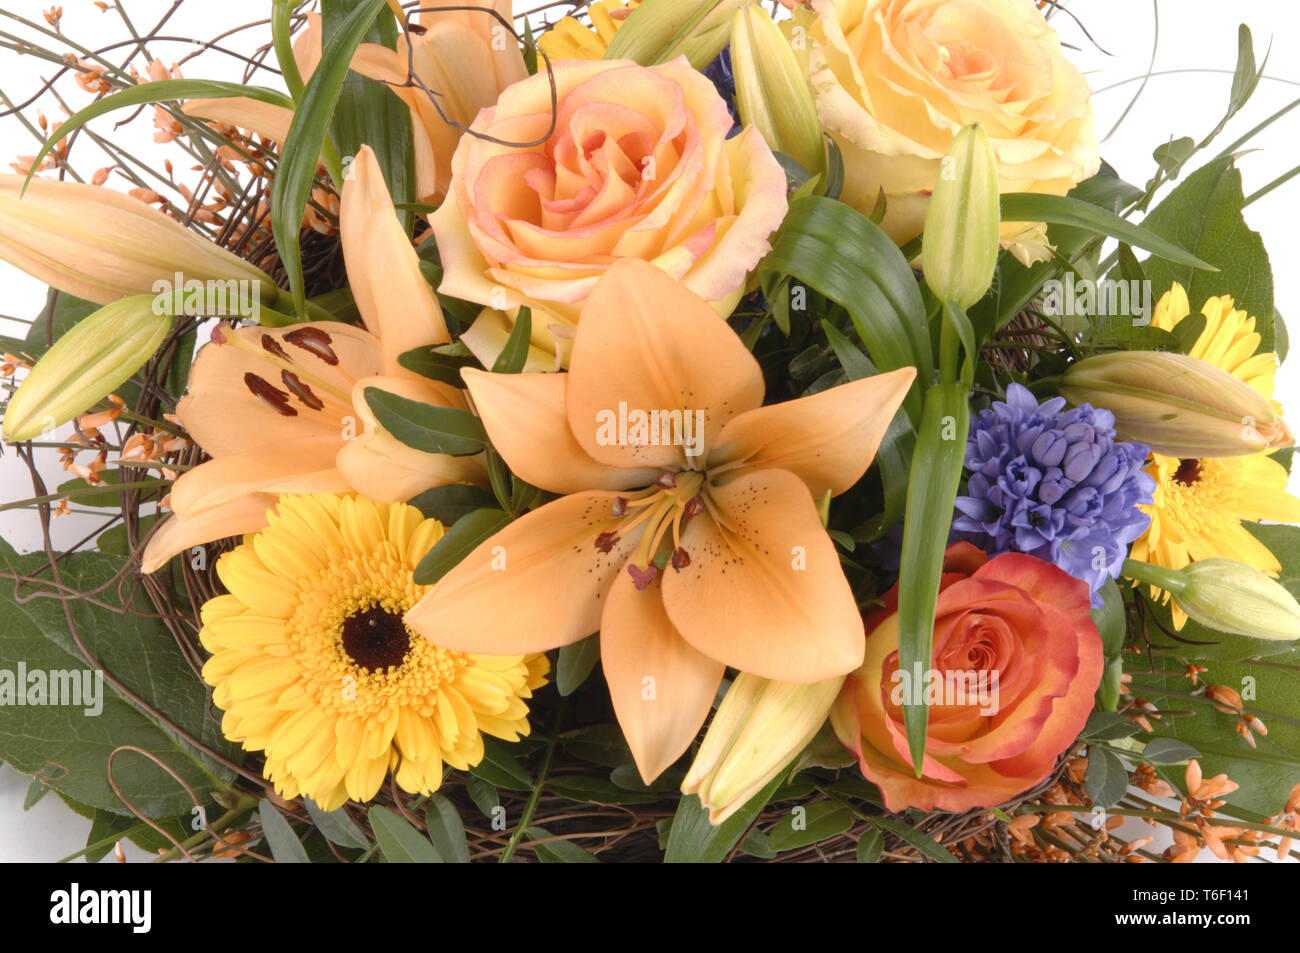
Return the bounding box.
[466,774,501,817]
[1141,737,1201,765]
[467,737,533,791]
[1140,157,1274,351]
[258,800,310,863]
[1082,712,1142,742]
[1084,748,1128,807]
[424,795,471,863]
[412,507,511,585]
[545,775,661,805]
[560,723,635,768]
[856,827,884,863]
[272,0,389,313]
[363,387,487,455]
[407,484,498,525]
[304,799,370,850]
[368,806,443,863]
[765,800,853,851]
[396,342,479,387]
[556,635,600,696]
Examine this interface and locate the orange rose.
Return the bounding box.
[831,543,1103,812]
[430,57,788,369]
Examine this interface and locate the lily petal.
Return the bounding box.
[182,98,294,144]
[708,368,917,498]
[141,493,276,573]
[601,571,724,783]
[340,145,449,374]
[662,467,865,682]
[404,491,643,655]
[566,259,764,470]
[462,368,656,495]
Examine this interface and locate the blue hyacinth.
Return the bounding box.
[952,383,1156,607]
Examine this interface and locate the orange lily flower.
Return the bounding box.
[405,259,915,781]
[184,3,526,202]
[141,146,482,572]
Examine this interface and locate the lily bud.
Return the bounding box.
[682,672,843,825]
[1124,557,1300,641]
[922,123,1000,308]
[0,174,280,306]
[604,0,745,69]
[2,295,172,442]
[1059,351,1293,458]
[730,4,825,180]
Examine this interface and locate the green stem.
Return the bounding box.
[0,479,172,512]
[499,700,566,863]
[1122,558,1187,595]
[153,792,260,863]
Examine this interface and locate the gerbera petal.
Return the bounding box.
[601,571,724,783]
[565,258,765,470]
[662,468,865,682]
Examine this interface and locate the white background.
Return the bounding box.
[0,0,1297,862]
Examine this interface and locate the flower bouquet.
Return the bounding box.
[1,0,1298,866]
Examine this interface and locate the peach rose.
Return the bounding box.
[788,0,1099,262]
[831,543,1103,812]
[430,57,788,368]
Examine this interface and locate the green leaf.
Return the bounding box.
[1140,157,1274,351]
[1091,579,1127,658]
[1084,748,1128,808]
[556,635,600,696]
[1141,737,1201,765]
[258,801,310,863]
[424,795,471,863]
[23,776,49,810]
[765,801,853,851]
[272,0,389,313]
[864,815,958,863]
[0,543,237,817]
[468,737,533,791]
[1228,24,1263,117]
[897,381,970,770]
[23,81,294,187]
[999,193,1215,271]
[664,770,788,863]
[304,799,370,850]
[545,774,662,805]
[396,342,479,387]
[740,829,778,859]
[363,387,488,455]
[466,775,500,818]
[1152,137,1196,177]
[407,484,498,525]
[856,827,884,863]
[55,471,125,509]
[560,724,634,768]
[492,306,532,374]
[759,195,931,423]
[1082,712,1141,742]
[322,0,414,233]
[528,826,601,863]
[368,806,443,863]
[1171,311,1208,354]
[412,507,511,585]
[23,290,97,359]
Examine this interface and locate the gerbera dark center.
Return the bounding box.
[341,606,412,672]
[1173,458,1203,486]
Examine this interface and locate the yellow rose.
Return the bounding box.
[788,0,1099,262]
[430,57,788,369]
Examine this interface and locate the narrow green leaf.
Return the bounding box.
[556,634,601,696]
[396,341,479,386]
[765,801,853,851]
[272,0,388,314]
[897,382,970,772]
[368,805,443,863]
[412,508,511,585]
[492,306,532,374]
[545,775,661,805]
[856,827,884,863]
[363,387,488,455]
[999,193,1215,271]
[466,775,500,818]
[865,815,958,863]
[258,801,310,863]
[528,826,601,863]
[468,737,533,791]
[304,799,370,850]
[424,795,471,863]
[1229,24,1262,116]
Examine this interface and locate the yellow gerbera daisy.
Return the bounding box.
[199,493,549,810]
[537,0,639,61]
[1132,283,1300,627]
